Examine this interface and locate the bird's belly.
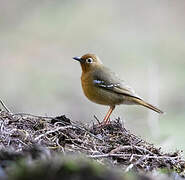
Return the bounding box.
[82,81,124,106]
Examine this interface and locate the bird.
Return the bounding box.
[73,53,163,125]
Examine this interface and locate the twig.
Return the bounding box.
[56,138,65,154]
[88,153,181,160]
[110,145,154,155]
[0,99,11,112]
[35,126,74,141]
[94,115,101,124]
[13,113,53,119]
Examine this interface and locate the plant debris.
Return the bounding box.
[0,109,184,176]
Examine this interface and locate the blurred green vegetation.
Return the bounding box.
[0,1,185,154]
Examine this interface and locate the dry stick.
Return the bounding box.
[110,145,155,155]
[17,139,29,147]
[88,153,181,160]
[13,113,53,119]
[14,113,77,125]
[56,138,65,154]
[35,126,74,141]
[94,115,101,124]
[0,99,11,112]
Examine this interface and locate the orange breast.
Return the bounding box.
[81,72,124,106]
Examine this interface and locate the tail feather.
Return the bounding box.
[134,98,163,114]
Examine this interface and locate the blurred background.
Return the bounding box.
[0,0,185,153]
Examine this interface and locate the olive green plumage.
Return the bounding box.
[73,53,163,125]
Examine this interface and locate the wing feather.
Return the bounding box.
[92,67,142,100]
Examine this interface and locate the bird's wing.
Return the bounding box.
[92,67,142,100]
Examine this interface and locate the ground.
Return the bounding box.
[0,106,184,180]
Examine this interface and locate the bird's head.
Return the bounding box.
[73,53,102,73]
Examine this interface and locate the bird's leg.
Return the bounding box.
[102,106,115,125]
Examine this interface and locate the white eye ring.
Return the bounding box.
[86,58,93,63]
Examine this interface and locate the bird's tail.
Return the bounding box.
[133,98,163,114]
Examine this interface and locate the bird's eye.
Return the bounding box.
[86,58,93,63]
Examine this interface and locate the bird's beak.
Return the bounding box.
[73,56,82,62]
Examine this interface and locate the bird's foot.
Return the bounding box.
[96,119,112,128]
